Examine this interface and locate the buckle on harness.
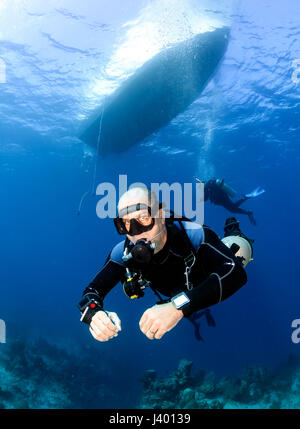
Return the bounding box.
[184,252,195,291]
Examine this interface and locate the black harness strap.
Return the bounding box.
[167,219,196,291]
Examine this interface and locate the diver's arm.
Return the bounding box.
[78,251,125,341]
[81,253,126,308]
[181,226,247,317]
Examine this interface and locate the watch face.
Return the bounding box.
[173,293,190,308]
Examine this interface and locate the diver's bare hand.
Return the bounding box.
[139,303,183,340]
[89,310,121,342]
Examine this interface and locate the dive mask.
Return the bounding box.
[114,203,160,236]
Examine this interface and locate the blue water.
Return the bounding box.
[0,0,300,409]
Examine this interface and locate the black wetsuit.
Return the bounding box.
[82,221,247,318]
[204,179,256,225]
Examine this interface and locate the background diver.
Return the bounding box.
[198,178,265,226]
[78,186,254,342]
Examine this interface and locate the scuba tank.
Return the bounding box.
[216,179,237,198]
[222,235,252,267]
[221,217,254,267]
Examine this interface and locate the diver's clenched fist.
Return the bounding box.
[139,303,183,340]
[89,310,121,342]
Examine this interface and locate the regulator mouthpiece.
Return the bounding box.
[131,239,155,264]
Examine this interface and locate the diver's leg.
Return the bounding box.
[247,211,257,226]
[235,196,250,207]
[227,204,257,226]
[230,206,250,215]
[221,194,239,213]
[220,195,257,225]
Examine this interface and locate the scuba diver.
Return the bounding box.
[200,178,265,226]
[78,186,253,342]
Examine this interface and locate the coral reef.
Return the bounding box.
[1,337,300,409]
[139,356,300,409]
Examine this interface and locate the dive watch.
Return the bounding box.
[171,292,190,310]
